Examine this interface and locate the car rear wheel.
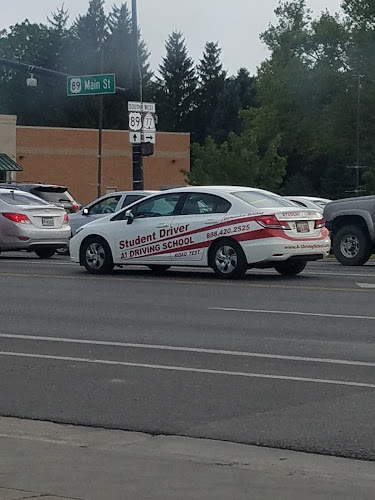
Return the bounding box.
[34,248,55,259]
[210,239,247,279]
[274,260,307,276]
[147,265,171,274]
[82,237,114,274]
[333,225,372,266]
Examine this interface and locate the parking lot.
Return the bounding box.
[1,254,375,460]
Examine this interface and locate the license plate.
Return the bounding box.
[42,217,54,227]
[296,221,310,233]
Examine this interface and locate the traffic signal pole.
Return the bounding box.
[131,0,144,190]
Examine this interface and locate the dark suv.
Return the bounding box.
[0,182,80,213]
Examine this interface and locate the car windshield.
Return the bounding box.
[0,191,50,206]
[233,191,296,208]
[32,188,73,203]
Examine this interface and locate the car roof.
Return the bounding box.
[0,182,70,190]
[285,196,331,202]
[164,186,274,195]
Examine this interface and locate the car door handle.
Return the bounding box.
[204,220,217,224]
[156,223,169,228]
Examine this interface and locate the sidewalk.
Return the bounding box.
[1,417,375,500]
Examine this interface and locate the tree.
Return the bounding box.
[209,68,257,144]
[186,113,286,190]
[192,42,226,142]
[156,31,197,132]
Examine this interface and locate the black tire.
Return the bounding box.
[147,265,171,274]
[209,239,247,279]
[333,225,372,266]
[274,259,307,276]
[34,248,55,259]
[81,237,114,274]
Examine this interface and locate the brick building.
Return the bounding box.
[0,114,190,204]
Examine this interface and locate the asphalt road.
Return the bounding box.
[1,253,375,460]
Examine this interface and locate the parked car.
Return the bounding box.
[0,188,71,258]
[0,182,80,213]
[70,186,330,278]
[284,196,331,213]
[68,190,159,236]
[324,195,375,266]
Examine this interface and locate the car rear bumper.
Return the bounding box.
[241,236,331,265]
[0,227,71,251]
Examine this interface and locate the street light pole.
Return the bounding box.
[131,0,144,190]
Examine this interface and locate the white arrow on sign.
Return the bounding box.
[142,132,156,144]
[129,131,141,144]
[143,112,156,131]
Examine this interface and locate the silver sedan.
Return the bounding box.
[0,188,71,258]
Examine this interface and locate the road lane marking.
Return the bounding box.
[209,307,375,321]
[0,350,374,389]
[357,283,375,289]
[1,333,375,367]
[0,351,375,389]
[0,271,373,293]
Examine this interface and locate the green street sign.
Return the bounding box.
[67,74,116,96]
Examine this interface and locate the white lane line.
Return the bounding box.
[357,283,375,289]
[0,333,375,367]
[209,307,375,321]
[0,350,374,389]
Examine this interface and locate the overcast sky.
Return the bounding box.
[1,0,342,75]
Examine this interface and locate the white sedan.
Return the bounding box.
[70,186,331,279]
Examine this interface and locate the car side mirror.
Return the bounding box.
[125,209,134,224]
[82,207,89,216]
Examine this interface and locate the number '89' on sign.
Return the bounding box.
[69,78,82,94]
[129,112,142,131]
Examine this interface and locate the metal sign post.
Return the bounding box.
[128,101,157,188]
[67,73,116,198]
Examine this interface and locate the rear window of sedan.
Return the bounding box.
[0,191,50,206]
[233,191,296,208]
[31,188,74,203]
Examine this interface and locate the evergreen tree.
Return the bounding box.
[209,68,257,144]
[192,42,226,142]
[156,31,197,132]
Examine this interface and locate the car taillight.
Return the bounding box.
[2,213,31,224]
[63,213,69,224]
[315,217,325,229]
[72,203,80,211]
[255,214,290,230]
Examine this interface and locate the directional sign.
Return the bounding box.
[128,101,156,113]
[128,101,143,112]
[130,131,141,144]
[142,132,156,144]
[129,112,142,131]
[143,112,156,131]
[67,74,116,96]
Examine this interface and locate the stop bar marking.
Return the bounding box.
[0,351,375,389]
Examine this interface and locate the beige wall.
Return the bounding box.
[0,115,17,181]
[16,126,190,204]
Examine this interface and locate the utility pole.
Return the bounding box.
[131,0,144,190]
[346,70,366,196]
[97,44,104,199]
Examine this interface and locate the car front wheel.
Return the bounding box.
[210,239,247,279]
[82,237,114,274]
[274,260,307,276]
